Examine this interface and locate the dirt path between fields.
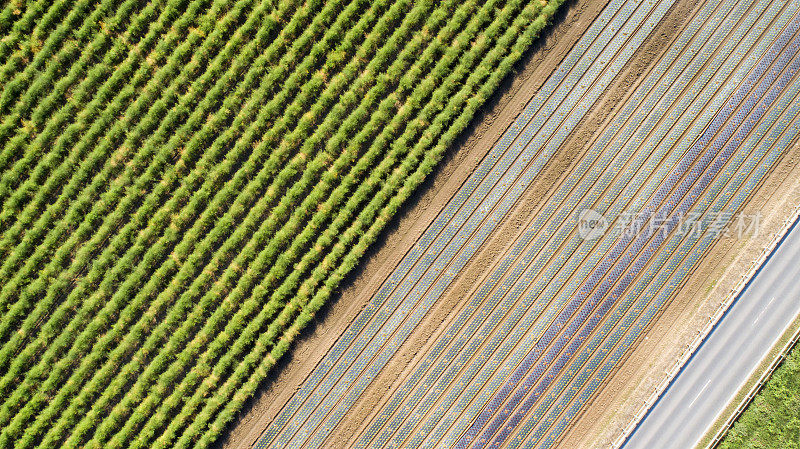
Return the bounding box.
[215,1,610,447]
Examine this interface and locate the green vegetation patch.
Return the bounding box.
[0,0,564,447]
[720,343,800,448]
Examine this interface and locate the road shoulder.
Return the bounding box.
[698,302,800,448]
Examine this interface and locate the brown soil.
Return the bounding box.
[215,1,609,447]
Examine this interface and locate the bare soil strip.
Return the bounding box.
[216,1,611,447]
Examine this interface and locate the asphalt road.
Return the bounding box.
[622,215,800,449]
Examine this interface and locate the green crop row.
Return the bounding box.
[0,0,287,439]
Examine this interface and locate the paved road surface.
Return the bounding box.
[622,215,800,449]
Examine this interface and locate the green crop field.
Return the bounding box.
[0,0,563,447]
[720,343,800,449]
